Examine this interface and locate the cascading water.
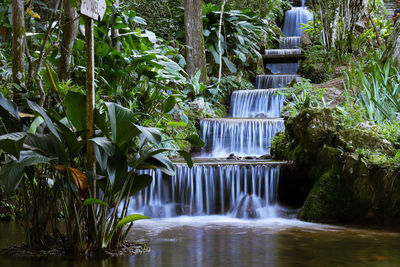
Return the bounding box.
[282,6,313,37]
[199,118,284,157]
[256,74,299,88]
[230,89,284,118]
[279,36,301,49]
[129,164,280,218]
[126,1,309,220]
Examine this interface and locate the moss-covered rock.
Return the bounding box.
[335,128,394,155]
[286,108,336,150]
[276,107,400,226]
[298,169,346,222]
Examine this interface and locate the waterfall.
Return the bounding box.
[266,63,299,74]
[124,0,309,220]
[230,89,284,118]
[256,74,300,89]
[282,7,313,36]
[265,49,302,55]
[279,37,301,49]
[200,118,284,158]
[128,165,280,218]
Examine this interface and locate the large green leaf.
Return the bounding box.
[106,149,128,189]
[138,153,175,176]
[0,93,20,120]
[105,102,141,147]
[115,214,150,228]
[42,65,61,92]
[163,96,176,114]
[90,137,115,156]
[27,101,61,142]
[185,134,205,148]
[0,161,25,194]
[24,133,64,160]
[0,132,26,158]
[123,173,153,198]
[65,91,86,132]
[18,150,53,166]
[136,125,162,145]
[178,150,193,168]
[132,148,173,168]
[82,198,109,207]
[222,56,237,73]
[29,116,44,134]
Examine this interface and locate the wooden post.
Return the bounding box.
[85,17,96,197]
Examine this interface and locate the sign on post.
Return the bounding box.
[80,0,106,199]
[81,0,106,21]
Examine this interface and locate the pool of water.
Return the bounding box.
[1,218,400,266]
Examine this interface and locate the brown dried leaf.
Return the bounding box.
[55,165,88,197]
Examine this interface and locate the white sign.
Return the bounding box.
[81,0,106,21]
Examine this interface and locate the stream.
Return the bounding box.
[1,219,400,266]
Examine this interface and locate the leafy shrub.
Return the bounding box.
[278,79,329,117]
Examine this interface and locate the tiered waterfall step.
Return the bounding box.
[130,163,284,218]
[256,74,300,88]
[263,49,304,65]
[282,7,313,36]
[200,118,284,158]
[264,49,302,56]
[230,89,284,118]
[279,36,301,49]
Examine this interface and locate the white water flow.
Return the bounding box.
[200,118,284,157]
[230,89,284,118]
[282,7,313,37]
[126,2,308,220]
[279,36,301,49]
[266,3,312,74]
[130,165,280,218]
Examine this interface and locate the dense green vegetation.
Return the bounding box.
[0,0,290,255]
[1,0,400,254]
[271,0,400,225]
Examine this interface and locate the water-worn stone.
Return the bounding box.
[286,108,335,149]
[274,106,400,226]
[335,128,394,155]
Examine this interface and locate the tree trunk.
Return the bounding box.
[59,0,79,81]
[382,19,400,64]
[184,0,207,81]
[12,0,25,95]
[330,2,340,48]
[111,0,121,51]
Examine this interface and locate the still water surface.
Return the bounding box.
[1,217,399,266]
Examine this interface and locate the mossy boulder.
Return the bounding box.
[335,128,394,155]
[278,107,400,226]
[285,108,336,150]
[298,169,346,222]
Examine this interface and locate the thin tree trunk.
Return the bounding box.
[111,0,121,51]
[217,0,226,89]
[330,2,340,48]
[382,19,400,64]
[12,0,25,101]
[184,0,207,81]
[59,0,79,81]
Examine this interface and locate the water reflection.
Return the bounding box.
[1,219,400,266]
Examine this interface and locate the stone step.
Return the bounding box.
[262,53,305,63]
[173,158,288,166]
[265,49,302,55]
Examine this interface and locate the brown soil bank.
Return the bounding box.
[272,107,400,226]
